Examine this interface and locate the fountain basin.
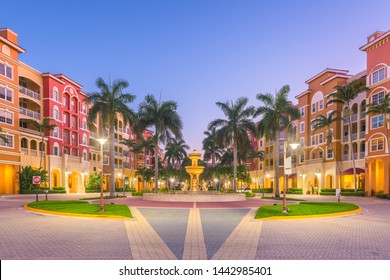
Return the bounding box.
[143,192,246,202]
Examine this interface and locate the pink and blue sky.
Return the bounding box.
[2,0,390,152]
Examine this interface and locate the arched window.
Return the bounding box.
[52,105,60,120]
[53,142,60,156]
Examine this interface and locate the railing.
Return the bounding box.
[68,155,81,162]
[360,131,365,139]
[30,150,37,156]
[353,153,358,160]
[305,158,324,164]
[352,133,357,141]
[19,86,40,101]
[19,107,40,120]
[115,151,123,157]
[351,114,358,122]
[343,154,349,161]
[114,164,122,169]
[21,148,28,155]
[360,152,365,159]
[343,136,348,142]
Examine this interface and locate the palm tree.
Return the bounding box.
[366,92,390,156]
[87,77,136,197]
[202,128,222,167]
[32,117,57,169]
[0,127,8,143]
[208,97,255,192]
[312,112,343,190]
[247,148,264,188]
[254,85,300,197]
[327,80,367,192]
[136,94,183,193]
[164,138,189,168]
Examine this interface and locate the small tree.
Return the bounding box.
[19,166,48,192]
[86,173,101,191]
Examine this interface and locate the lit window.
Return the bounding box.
[372,68,385,84]
[371,115,384,129]
[371,138,384,152]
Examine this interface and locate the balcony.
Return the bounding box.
[304,158,324,165]
[68,155,81,162]
[115,151,123,157]
[352,133,358,141]
[19,107,40,120]
[360,152,365,159]
[21,148,28,155]
[351,114,358,122]
[360,131,365,139]
[343,154,349,161]
[19,86,40,101]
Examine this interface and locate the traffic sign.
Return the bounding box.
[32,176,41,185]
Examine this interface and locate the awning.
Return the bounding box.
[342,168,365,175]
[288,173,297,179]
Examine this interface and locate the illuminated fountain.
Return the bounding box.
[184,149,205,191]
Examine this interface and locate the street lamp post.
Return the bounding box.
[282,143,300,213]
[97,138,107,213]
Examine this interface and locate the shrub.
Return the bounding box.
[158,188,169,193]
[86,173,101,191]
[246,192,256,198]
[131,191,143,196]
[286,188,303,194]
[376,193,388,199]
[252,188,273,193]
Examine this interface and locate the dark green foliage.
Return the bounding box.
[252,188,273,193]
[19,166,48,191]
[286,188,303,194]
[86,173,101,191]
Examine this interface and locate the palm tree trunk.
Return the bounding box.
[212,151,215,167]
[274,130,280,197]
[233,141,238,192]
[39,134,44,169]
[154,137,159,193]
[109,124,116,197]
[348,114,357,192]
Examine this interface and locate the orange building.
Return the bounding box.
[360,30,390,195]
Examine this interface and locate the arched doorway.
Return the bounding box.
[52,169,61,187]
[369,159,384,194]
[68,171,81,193]
[326,174,333,189]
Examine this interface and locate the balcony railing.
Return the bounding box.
[343,154,349,161]
[19,86,40,101]
[305,158,324,164]
[115,151,123,157]
[343,136,348,142]
[360,151,365,159]
[360,131,365,139]
[352,133,357,141]
[19,107,40,120]
[68,155,81,162]
[21,148,28,155]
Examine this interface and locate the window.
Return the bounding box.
[83,151,88,161]
[319,100,324,110]
[63,113,67,125]
[371,115,384,129]
[311,153,315,159]
[372,68,385,84]
[0,61,13,79]
[71,134,75,144]
[260,140,263,147]
[0,110,13,125]
[311,103,316,114]
[311,120,316,130]
[318,134,323,144]
[371,138,384,152]
[327,148,333,159]
[53,127,60,138]
[372,91,385,105]
[52,106,60,120]
[63,96,67,107]
[71,100,75,111]
[319,151,323,158]
[311,136,316,146]
[0,133,13,148]
[52,88,60,102]
[82,134,88,145]
[64,148,68,154]
[63,131,68,141]
[71,116,77,128]
[300,152,304,163]
[300,137,305,148]
[82,103,87,114]
[53,144,59,156]
[300,107,305,117]
[82,118,87,129]
[300,122,305,132]
[0,85,13,102]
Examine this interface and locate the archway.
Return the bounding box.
[369,159,384,194]
[68,171,81,193]
[326,174,333,189]
[52,169,61,187]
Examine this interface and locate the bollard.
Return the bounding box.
[45,189,48,200]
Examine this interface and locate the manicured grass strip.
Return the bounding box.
[260,196,305,201]
[255,202,359,219]
[79,195,126,200]
[27,200,132,218]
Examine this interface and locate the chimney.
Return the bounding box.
[367,31,385,43]
[0,28,18,45]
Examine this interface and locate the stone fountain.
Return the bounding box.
[184,149,205,191]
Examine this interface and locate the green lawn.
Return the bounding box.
[260,196,305,201]
[255,202,359,219]
[27,200,132,218]
[79,195,126,200]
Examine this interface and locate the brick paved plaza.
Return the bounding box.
[1,194,389,260]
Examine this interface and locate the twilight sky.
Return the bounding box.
[2,0,390,152]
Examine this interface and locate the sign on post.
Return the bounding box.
[32,176,41,185]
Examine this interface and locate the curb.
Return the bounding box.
[257,207,363,220]
[23,205,131,220]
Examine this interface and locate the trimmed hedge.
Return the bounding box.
[252,188,273,193]
[376,193,390,199]
[320,188,365,196]
[131,191,143,196]
[286,188,303,194]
